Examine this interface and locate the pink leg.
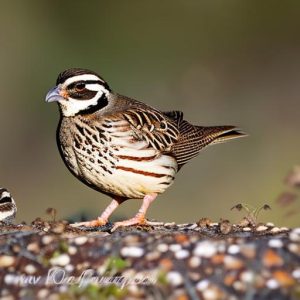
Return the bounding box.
[111,193,158,232]
[71,198,120,227]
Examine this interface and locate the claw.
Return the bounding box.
[111,215,146,232]
[70,217,107,228]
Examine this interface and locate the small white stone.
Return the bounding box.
[290,230,300,242]
[189,256,201,268]
[4,274,17,285]
[233,281,245,291]
[166,271,183,286]
[266,222,275,227]
[74,236,88,245]
[196,279,210,291]
[228,244,240,255]
[268,239,283,248]
[240,271,255,283]
[169,244,182,252]
[203,288,219,300]
[188,224,198,230]
[157,243,168,252]
[217,243,226,253]
[42,235,54,245]
[164,222,176,227]
[266,279,279,289]
[0,255,15,267]
[292,268,300,279]
[256,225,268,232]
[270,227,281,233]
[121,246,144,258]
[68,246,77,255]
[194,241,217,258]
[210,222,218,226]
[175,249,189,259]
[288,243,299,254]
[65,264,74,272]
[24,264,37,274]
[37,289,49,299]
[50,254,70,266]
[292,228,300,234]
[243,227,252,232]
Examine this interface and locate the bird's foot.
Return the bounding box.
[70,217,107,228]
[111,214,148,232]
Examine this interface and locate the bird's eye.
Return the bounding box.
[75,83,86,92]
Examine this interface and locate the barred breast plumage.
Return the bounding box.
[46,68,246,230]
[59,113,177,199]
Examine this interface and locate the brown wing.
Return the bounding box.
[122,108,179,151]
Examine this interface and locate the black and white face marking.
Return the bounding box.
[0,188,17,223]
[46,69,111,117]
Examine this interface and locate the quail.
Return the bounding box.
[46,68,245,230]
[0,188,17,224]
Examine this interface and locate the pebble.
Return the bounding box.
[37,289,49,299]
[266,279,279,289]
[157,243,168,252]
[270,227,281,233]
[68,246,77,255]
[224,255,244,270]
[175,249,189,259]
[203,287,221,300]
[166,271,183,286]
[121,246,144,258]
[194,241,217,258]
[210,222,219,227]
[24,264,37,274]
[289,228,300,242]
[27,242,39,253]
[42,235,54,245]
[65,264,74,272]
[243,227,252,232]
[292,268,300,279]
[187,224,198,230]
[196,279,210,291]
[256,225,268,232]
[50,254,70,266]
[268,239,283,248]
[288,243,300,255]
[74,236,88,245]
[169,244,182,252]
[266,222,275,227]
[233,281,246,292]
[189,256,201,268]
[164,222,176,227]
[145,251,160,261]
[4,274,18,285]
[240,271,255,283]
[220,220,232,234]
[227,244,240,255]
[263,249,283,267]
[280,227,289,231]
[0,256,15,268]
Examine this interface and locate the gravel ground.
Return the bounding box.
[0,219,299,300]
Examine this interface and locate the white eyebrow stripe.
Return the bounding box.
[64,74,103,86]
[85,84,103,91]
[0,191,11,199]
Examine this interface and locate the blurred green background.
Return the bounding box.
[0,1,299,226]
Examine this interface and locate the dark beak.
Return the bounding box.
[45,86,64,103]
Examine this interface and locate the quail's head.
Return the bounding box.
[45,68,111,117]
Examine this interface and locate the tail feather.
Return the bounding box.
[172,121,246,168]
